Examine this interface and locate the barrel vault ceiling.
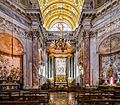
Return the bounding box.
[38,0,84,31]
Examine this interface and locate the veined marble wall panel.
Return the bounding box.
[83,33,90,85]
[90,37,99,86]
[25,39,33,88]
[32,38,39,88]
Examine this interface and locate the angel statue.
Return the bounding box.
[116,72,120,85]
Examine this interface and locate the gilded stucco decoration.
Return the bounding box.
[47,39,75,57]
[38,0,84,31]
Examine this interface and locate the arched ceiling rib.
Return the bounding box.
[45,13,76,30]
[47,17,74,30]
[38,0,84,31]
[42,8,78,20]
[42,1,80,15]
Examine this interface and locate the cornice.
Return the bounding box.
[96,0,119,16]
[75,9,96,40]
[0,0,31,22]
[93,1,120,29]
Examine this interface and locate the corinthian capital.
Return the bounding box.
[83,30,90,39]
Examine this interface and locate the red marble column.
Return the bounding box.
[83,31,90,86]
[32,37,39,88]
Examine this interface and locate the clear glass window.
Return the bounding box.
[50,22,71,31]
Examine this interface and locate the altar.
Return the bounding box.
[47,38,75,86]
[55,58,67,86]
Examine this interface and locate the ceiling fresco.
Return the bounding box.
[38,0,84,31]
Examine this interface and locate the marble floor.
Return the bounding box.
[50,92,76,105]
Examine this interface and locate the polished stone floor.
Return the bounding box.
[50,92,76,105]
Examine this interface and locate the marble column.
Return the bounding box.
[72,57,74,78]
[51,56,54,79]
[49,57,52,78]
[90,35,99,86]
[83,31,90,86]
[48,56,50,78]
[67,57,71,78]
[23,52,27,89]
[32,37,39,88]
[70,57,74,78]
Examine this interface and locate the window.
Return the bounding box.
[50,22,71,31]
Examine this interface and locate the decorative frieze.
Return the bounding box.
[0,16,27,38]
[98,19,120,37]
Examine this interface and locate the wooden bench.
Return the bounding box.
[77,99,120,105]
[0,101,39,105]
[0,95,49,103]
[0,91,50,103]
[0,90,20,96]
[13,95,47,102]
[76,90,116,105]
[0,90,20,101]
[0,90,50,104]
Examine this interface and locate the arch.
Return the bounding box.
[38,0,84,31]
[98,33,120,54]
[0,33,24,85]
[41,1,80,15]
[0,33,24,56]
[44,11,77,30]
[50,22,71,31]
[44,13,76,30]
[43,7,78,21]
[48,19,73,31]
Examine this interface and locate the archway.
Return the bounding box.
[99,34,120,85]
[0,33,24,86]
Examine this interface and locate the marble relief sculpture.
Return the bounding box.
[99,34,120,85]
[116,72,120,85]
[0,34,23,84]
[101,52,120,84]
[0,55,20,81]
